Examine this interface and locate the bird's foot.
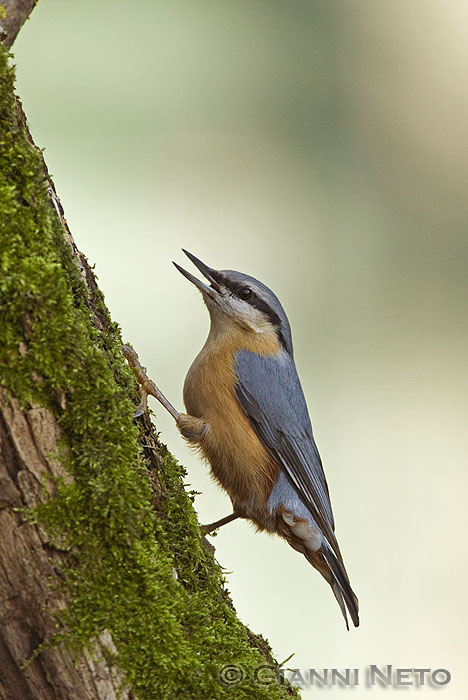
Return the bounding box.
[200,512,240,536]
[122,345,180,420]
[133,386,148,418]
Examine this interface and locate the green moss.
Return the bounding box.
[0,47,298,699]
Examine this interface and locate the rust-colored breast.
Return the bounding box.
[183,327,280,518]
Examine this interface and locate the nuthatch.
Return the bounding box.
[124,250,359,629]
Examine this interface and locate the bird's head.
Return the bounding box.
[174,250,292,353]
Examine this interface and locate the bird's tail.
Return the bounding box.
[276,506,359,629]
[318,541,359,629]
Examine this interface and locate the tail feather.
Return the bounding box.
[321,542,359,629]
[331,582,350,630]
[275,507,359,629]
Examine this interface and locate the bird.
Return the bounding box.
[124,250,359,629]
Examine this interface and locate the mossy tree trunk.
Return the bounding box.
[0,9,297,700]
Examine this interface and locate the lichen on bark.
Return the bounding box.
[0,44,297,699]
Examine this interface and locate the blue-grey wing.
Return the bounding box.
[234,348,338,552]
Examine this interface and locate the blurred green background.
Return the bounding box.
[14,0,468,694]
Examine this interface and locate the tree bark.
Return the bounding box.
[0,0,37,47]
[0,6,296,700]
[0,397,131,700]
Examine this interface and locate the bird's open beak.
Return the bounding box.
[173,250,222,300]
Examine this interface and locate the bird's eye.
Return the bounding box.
[238,287,253,300]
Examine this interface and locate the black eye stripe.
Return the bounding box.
[213,272,283,331]
[213,274,248,298]
[248,296,281,328]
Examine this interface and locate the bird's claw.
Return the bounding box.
[122,345,180,421]
[199,512,240,536]
[200,524,219,537]
[133,386,148,418]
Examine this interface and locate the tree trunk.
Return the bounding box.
[0,11,296,700]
